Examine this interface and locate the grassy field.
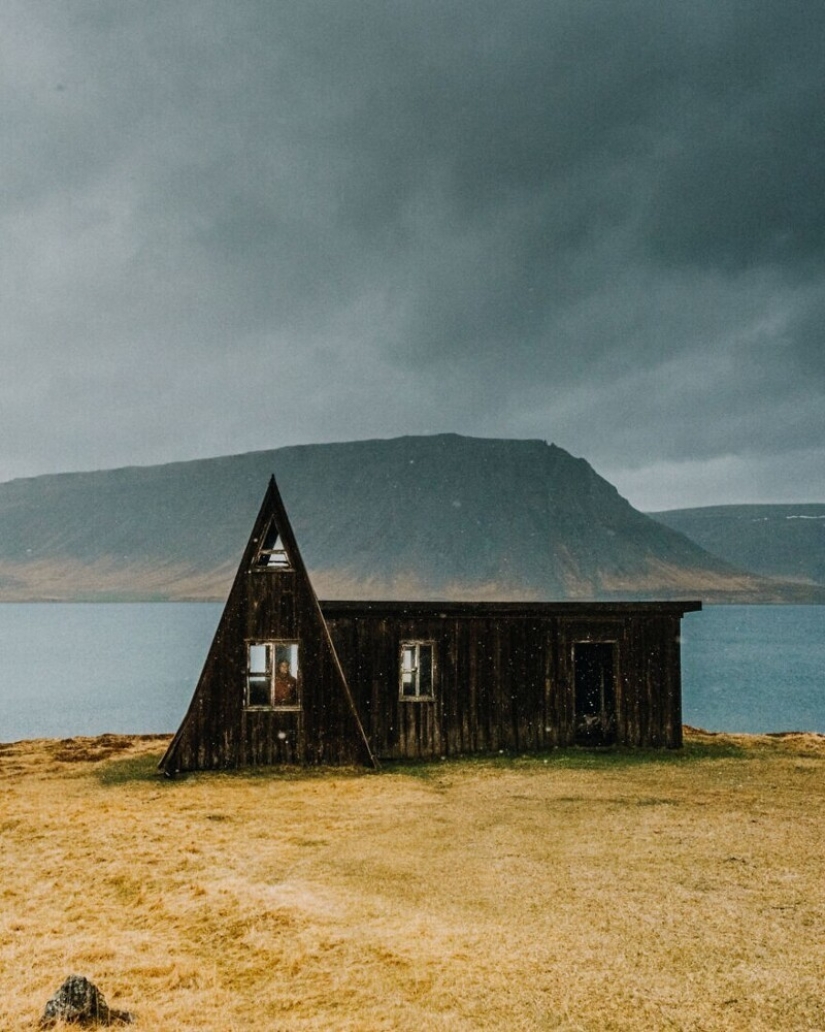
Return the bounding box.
[1,730,824,1031]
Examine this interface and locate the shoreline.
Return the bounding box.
[3,725,825,758]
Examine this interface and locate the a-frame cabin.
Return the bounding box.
[160,477,376,773]
[162,475,701,773]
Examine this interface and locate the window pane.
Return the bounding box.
[273,643,299,706]
[400,642,435,700]
[274,643,299,676]
[264,546,290,568]
[247,676,270,707]
[248,643,269,674]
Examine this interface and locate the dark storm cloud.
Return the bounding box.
[1,0,823,506]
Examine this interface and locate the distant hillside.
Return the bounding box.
[0,435,821,603]
[649,505,825,588]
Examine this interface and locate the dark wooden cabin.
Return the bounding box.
[160,476,700,773]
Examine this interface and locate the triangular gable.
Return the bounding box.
[161,475,377,772]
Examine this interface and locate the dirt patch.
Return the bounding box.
[685,724,825,756]
[47,733,170,764]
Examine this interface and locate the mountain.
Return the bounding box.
[649,505,825,588]
[0,434,821,603]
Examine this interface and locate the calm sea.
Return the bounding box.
[0,603,822,742]
[680,604,825,734]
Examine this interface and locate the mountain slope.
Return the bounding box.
[649,505,825,587]
[0,435,818,602]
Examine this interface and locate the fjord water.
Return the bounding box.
[0,603,222,742]
[680,604,825,734]
[0,603,823,742]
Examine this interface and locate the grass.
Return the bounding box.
[1,729,824,1030]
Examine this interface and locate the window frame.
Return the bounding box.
[252,522,293,571]
[399,640,436,701]
[244,640,302,711]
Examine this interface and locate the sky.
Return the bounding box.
[1,1,823,511]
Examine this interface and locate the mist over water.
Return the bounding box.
[0,604,822,743]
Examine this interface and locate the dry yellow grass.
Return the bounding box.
[1,730,824,1031]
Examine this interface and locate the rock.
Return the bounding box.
[40,975,134,1027]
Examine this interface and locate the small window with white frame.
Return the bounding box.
[399,641,435,700]
[246,641,301,709]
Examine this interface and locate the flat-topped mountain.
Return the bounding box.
[0,435,820,602]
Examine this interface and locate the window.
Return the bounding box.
[246,641,301,709]
[254,522,292,569]
[399,642,435,700]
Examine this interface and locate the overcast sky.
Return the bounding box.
[1,1,822,510]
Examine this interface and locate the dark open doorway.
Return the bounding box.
[573,642,617,745]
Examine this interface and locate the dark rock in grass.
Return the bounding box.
[40,975,133,1027]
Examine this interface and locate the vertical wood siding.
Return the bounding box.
[165,595,696,770]
[323,602,697,760]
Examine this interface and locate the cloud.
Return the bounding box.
[0,0,822,508]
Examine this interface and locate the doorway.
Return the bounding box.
[573,642,617,745]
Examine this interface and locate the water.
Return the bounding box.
[681,605,825,734]
[0,603,222,742]
[0,603,822,742]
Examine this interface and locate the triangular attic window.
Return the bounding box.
[254,522,292,569]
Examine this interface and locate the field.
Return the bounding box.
[1,730,824,1031]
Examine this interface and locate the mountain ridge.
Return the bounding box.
[650,504,825,588]
[0,434,821,603]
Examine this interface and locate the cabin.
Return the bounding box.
[160,476,701,773]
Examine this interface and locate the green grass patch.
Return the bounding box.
[382,738,751,778]
[97,737,754,787]
[155,761,374,785]
[96,750,169,785]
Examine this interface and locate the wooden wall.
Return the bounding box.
[324,602,696,760]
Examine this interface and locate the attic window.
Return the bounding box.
[254,523,291,570]
[246,641,301,710]
[400,642,435,700]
